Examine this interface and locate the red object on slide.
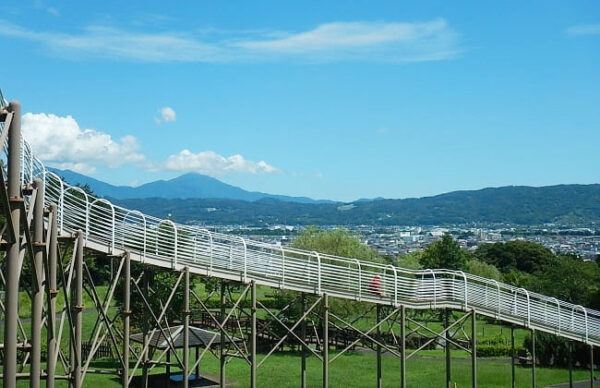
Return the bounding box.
[369,275,383,296]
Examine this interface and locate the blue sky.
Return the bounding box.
[0,0,599,202]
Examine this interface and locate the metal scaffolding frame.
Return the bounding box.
[0,100,598,387]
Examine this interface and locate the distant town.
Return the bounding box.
[206,223,600,261]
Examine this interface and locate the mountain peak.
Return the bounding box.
[50,168,331,203]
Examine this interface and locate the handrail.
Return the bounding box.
[46,171,64,232]
[491,279,501,315]
[547,297,561,334]
[197,228,213,274]
[313,251,321,294]
[457,271,468,309]
[423,269,437,308]
[90,198,115,252]
[64,186,89,240]
[240,237,248,282]
[387,264,398,307]
[354,259,362,301]
[279,245,285,288]
[513,288,531,327]
[571,305,589,343]
[123,209,146,261]
[157,219,177,268]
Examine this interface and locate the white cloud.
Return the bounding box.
[566,24,600,36]
[22,112,145,173]
[160,149,280,176]
[51,162,97,175]
[0,19,462,63]
[160,107,176,122]
[20,112,279,177]
[155,106,176,125]
[236,19,461,62]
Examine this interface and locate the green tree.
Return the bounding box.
[420,233,467,270]
[396,251,423,270]
[292,227,379,262]
[533,255,600,306]
[466,258,501,281]
[475,240,555,274]
[502,268,537,288]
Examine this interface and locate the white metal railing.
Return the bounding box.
[3,130,600,346]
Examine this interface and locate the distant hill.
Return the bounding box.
[109,184,600,226]
[50,168,333,204]
[50,169,600,225]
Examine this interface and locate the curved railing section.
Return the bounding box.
[3,131,600,346]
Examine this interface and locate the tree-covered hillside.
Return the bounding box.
[110,184,600,226]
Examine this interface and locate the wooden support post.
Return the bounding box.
[591,344,595,388]
[471,309,477,388]
[3,101,21,388]
[511,326,516,388]
[301,293,307,388]
[46,205,58,388]
[183,267,190,388]
[142,271,150,388]
[400,305,406,388]
[122,253,131,388]
[376,304,382,388]
[251,281,257,388]
[73,232,83,388]
[323,293,329,388]
[531,329,536,388]
[166,350,171,388]
[220,280,226,388]
[445,309,452,388]
[31,179,45,388]
[195,346,200,379]
[569,341,573,388]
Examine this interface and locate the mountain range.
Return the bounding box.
[51,168,600,226]
[50,168,332,204]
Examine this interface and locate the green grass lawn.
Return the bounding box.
[3,304,595,387]
[5,283,591,387]
[18,285,111,318]
[6,349,594,387]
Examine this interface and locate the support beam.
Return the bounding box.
[569,341,573,388]
[511,326,515,388]
[30,179,45,388]
[142,271,150,388]
[46,205,58,388]
[323,293,329,388]
[167,350,171,388]
[122,253,131,388]
[3,100,22,388]
[73,232,84,388]
[220,280,226,388]
[195,346,199,379]
[376,304,382,388]
[301,293,307,388]
[183,267,190,388]
[400,305,406,388]
[531,329,536,388]
[591,345,595,388]
[471,310,477,388]
[445,309,452,388]
[251,281,257,388]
